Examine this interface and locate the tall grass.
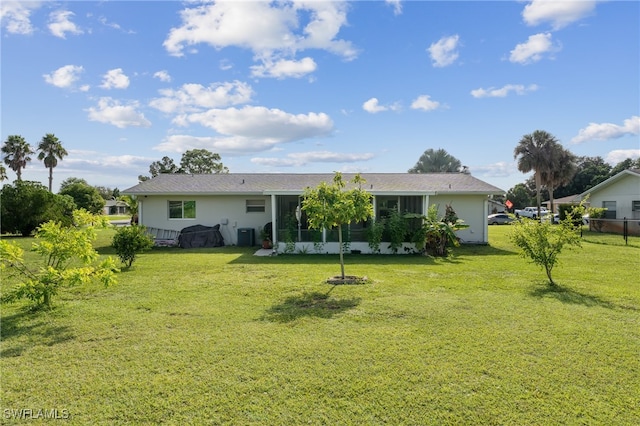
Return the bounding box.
[1,226,638,425]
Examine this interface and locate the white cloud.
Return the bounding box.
[149,81,254,114]
[155,106,333,154]
[509,32,558,64]
[48,10,83,38]
[251,57,317,79]
[43,65,84,89]
[605,149,640,165]
[471,161,514,178]
[65,150,150,170]
[100,68,130,90]
[428,35,460,68]
[385,0,403,16]
[471,84,539,98]
[0,1,41,35]
[252,151,375,167]
[362,98,400,114]
[153,70,172,83]
[410,95,441,111]
[163,1,357,77]
[87,97,151,128]
[571,116,640,144]
[522,0,596,30]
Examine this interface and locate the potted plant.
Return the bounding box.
[259,229,272,249]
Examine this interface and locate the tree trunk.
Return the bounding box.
[338,226,345,279]
[48,167,53,192]
[535,172,542,219]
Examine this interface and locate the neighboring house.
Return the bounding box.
[580,169,640,220]
[488,198,506,214]
[542,194,583,213]
[122,173,504,253]
[103,199,130,216]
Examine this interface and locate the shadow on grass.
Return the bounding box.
[530,285,638,311]
[0,310,75,357]
[261,291,361,323]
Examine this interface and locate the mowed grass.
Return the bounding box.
[1,227,639,425]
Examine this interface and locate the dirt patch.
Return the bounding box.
[326,275,369,285]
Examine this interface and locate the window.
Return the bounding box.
[633,201,640,211]
[169,200,196,219]
[246,199,266,213]
[602,201,616,219]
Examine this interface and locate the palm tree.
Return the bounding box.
[513,130,558,217]
[1,135,34,181]
[540,145,577,214]
[409,148,463,173]
[37,133,68,192]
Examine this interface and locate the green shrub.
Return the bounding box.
[112,225,154,267]
[366,218,385,253]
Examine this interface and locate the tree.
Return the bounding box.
[610,158,640,176]
[540,145,577,213]
[59,177,89,192]
[509,219,581,286]
[180,149,229,174]
[0,211,118,309]
[302,173,373,280]
[2,135,34,181]
[1,181,76,236]
[37,133,68,192]
[59,181,105,214]
[514,130,559,218]
[506,183,534,210]
[408,148,463,173]
[0,165,7,181]
[149,156,179,177]
[112,225,154,268]
[552,156,611,198]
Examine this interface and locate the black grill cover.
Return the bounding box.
[178,224,224,248]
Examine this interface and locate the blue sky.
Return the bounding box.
[1,0,638,193]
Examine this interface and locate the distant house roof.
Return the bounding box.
[122,173,505,196]
[579,169,640,199]
[543,194,582,205]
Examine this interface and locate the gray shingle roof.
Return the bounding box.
[122,173,504,196]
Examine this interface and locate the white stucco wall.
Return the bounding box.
[429,194,488,244]
[587,174,640,219]
[138,195,272,245]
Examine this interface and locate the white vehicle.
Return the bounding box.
[514,206,549,219]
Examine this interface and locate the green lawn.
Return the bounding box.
[1,227,639,425]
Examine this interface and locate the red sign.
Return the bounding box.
[505,200,513,209]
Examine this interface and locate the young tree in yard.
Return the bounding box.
[509,219,581,286]
[302,172,373,280]
[112,225,154,268]
[0,211,118,309]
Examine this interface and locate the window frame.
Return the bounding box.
[632,200,640,211]
[246,199,266,213]
[168,200,196,219]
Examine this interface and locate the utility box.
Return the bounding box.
[237,228,255,247]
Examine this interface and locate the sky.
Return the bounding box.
[1,0,639,193]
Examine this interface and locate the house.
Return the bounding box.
[542,194,583,213]
[103,199,130,216]
[580,169,640,219]
[122,173,504,253]
[579,168,640,236]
